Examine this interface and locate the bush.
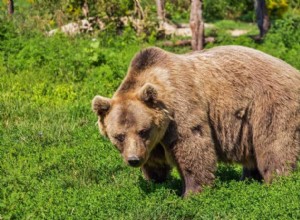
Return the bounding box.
[261,13,300,69]
[204,0,254,21]
[267,0,289,18]
[266,12,300,48]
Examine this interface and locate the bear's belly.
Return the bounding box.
[208,104,255,164]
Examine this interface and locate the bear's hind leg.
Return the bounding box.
[255,138,298,184]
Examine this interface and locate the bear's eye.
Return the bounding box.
[114,134,125,143]
[138,128,150,139]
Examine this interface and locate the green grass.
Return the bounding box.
[1,17,300,219]
[213,20,257,32]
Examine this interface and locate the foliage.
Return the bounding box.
[267,0,289,17]
[164,0,190,23]
[260,13,300,69]
[267,12,300,47]
[204,0,254,21]
[0,0,298,40]
[290,0,300,10]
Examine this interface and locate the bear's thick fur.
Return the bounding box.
[92,46,300,196]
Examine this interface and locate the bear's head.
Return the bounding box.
[92,83,171,167]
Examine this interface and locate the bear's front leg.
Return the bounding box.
[241,166,263,181]
[141,143,172,183]
[171,137,217,197]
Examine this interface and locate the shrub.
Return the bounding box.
[204,0,254,21]
[260,13,300,69]
[267,0,289,18]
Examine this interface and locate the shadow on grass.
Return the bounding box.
[215,164,241,182]
[137,164,263,195]
[138,175,183,196]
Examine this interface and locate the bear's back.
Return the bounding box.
[184,45,300,86]
[178,45,300,103]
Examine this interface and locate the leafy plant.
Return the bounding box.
[267,0,289,17]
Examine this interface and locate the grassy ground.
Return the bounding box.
[1,18,300,219]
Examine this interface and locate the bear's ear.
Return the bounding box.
[138,83,158,104]
[92,95,112,117]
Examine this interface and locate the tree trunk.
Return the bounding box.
[156,0,166,27]
[82,1,89,18]
[133,0,145,35]
[8,0,14,15]
[134,0,144,20]
[190,0,204,51]
[255,0,270,38]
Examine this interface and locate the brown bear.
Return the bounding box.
[92,46,300,197]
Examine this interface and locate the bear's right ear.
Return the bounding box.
[138,83,158,104]
[92,95,112,117]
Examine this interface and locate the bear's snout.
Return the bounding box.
[127,156,142,167]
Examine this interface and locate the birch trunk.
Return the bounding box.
[8,0,14,15]
[190,0,204,51]
[156,0,166,27]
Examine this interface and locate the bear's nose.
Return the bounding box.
[128,156,141,167]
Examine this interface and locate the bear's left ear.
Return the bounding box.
[138,83,158,104]
[92,95,112,117]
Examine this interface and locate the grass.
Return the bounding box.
[1,16,300,219]
[213,20,257,32]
